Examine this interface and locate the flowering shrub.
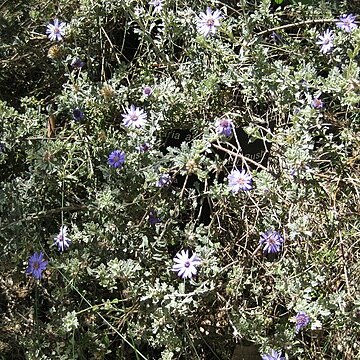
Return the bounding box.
[1,0,360,359]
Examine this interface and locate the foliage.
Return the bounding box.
[1,0,360,359]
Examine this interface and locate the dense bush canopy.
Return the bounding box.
[1,0,360,359]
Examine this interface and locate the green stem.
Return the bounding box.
[248,18,336,46]
[34,282,39,336]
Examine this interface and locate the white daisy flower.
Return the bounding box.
[196,7,222,37]
[172,250,201,279]
[46,19,66,42]
[121,105,147,128]
[227,168,253,193]
[316,29,335,54]
[54,225,72,252]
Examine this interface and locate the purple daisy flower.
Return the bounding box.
[295,311,310,333]
[26,251,48,280]
[143,85,153,97]
[121,105,147,128]
[149,210,161,225]
[261,349,285,360]
[316,29,335,54]
[311,97,323,109]
[216,118,233,137]
[259,230,284,254]
[71,57,85,69]
[197,7,222,37]
[228,169,253,193]
[72,108,84,121]
[172,250,201,279]
[108,150,126,168]
[46,19,66,42]
[156,173,171,187]
[54,225,72,252]
[336,14,357,33]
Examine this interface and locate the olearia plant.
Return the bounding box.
[0,1,359,359]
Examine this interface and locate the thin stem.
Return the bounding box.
[34,282,39,336]
[0,205,88,232]
[254,18,335,38]
[72,329,75,359]
[61,176,65,228]
[212,143,268,171]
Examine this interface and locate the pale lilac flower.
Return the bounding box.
[172,250,201,279]
[54,225,72,252]
[336,14,357,33]
[197,7,222,37]
[26,252,48,280]
[134,7,143,17]
[149,0,163,13]
[311,97,323,109]
[259,230,284,254]
[108,150,126,168]
[216,118,233,137]
[46,19,66,42]
[228,169,253,193]
[143,86,153,97]
[316,29,335,54]
[261,349,285,360]
[156,173,171,187]
[121,105,147,128]
[295,311,310,333]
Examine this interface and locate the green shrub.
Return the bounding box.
[1,0,359,359]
